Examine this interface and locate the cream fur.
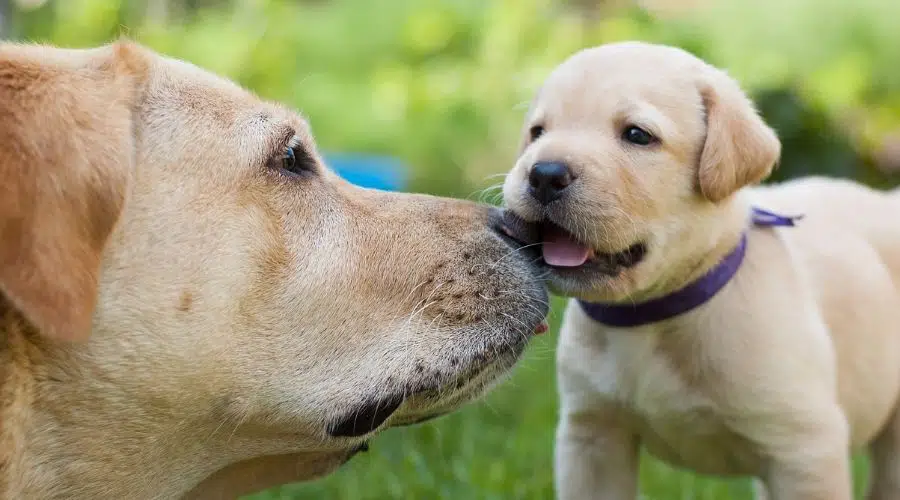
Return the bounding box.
[503,41,900,500]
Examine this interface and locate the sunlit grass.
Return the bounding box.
[248,296,869,499]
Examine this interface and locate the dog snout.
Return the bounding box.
[488,208,542,261]
[528,161,573,205]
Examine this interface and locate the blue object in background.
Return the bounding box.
[323,153,408,192]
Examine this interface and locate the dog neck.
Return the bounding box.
[0,304,206,498]
[0,303,359,499]
[578,206,803,328]
[0,301,57,499]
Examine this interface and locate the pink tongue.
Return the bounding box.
[542,227,591,267]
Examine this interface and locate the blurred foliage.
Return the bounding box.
[7,0,900,198]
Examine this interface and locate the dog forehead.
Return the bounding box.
[533,46,705,126]
[140,53,313,152]
[534,76,699,128]
[544,43,701,93]
[152,53,254,102]
[570,42,703,71]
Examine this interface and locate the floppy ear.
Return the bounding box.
[0,42,146,342]
[696,68,781,202]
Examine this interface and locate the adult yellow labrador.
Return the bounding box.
[0,41,549,499]
[503,41,900,499]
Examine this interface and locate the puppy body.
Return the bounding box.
[0,42,548,498]
[504,42,900,499]
[558,183,900,499]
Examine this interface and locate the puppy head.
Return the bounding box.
[502,41,780,301]
[0,41,548,496]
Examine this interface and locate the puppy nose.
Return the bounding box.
[528,161,573,205]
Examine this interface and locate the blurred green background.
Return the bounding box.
[3,0,898,498]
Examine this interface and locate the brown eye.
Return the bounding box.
[281,146,297,171]
[273,137,315,176]
[622,126,655,146]
[529,125,545,142]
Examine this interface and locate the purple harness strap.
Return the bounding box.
[577,207,802,328]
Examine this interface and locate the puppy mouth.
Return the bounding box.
[501,211,646,275]
[542,221,646,271]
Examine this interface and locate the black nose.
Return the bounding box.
[528,161,573,205]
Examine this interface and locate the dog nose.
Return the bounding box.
[528,161,573,205]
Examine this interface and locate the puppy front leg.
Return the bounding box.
[761,411,853,500]
[765,452,852,500]
[866,404,900,500]
[555,409,639,500]
[752,479,770,500]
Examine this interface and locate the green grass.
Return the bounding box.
[248,296,870,499]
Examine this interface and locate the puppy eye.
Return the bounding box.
[622,126,655,146]
[529,125,545,142]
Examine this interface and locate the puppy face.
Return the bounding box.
[502,42,780,302]
[0,42,548,496]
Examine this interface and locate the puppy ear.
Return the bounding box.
[696,68,781,202]
[0,41,146,342]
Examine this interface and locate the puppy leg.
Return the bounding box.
[765,451,852,500]
[867,405,900,500]
[753,479,770,500]
[555,407,639,500]
[761,407,853,500]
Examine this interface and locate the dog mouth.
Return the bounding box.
[501,211,646,275]
[328,347,523,437]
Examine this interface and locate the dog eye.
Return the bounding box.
[282,146,297,171]
[529,125,545,142]
[622,126,655,146]
[272,138,315,176]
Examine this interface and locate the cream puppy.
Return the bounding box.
[502,41,900,500]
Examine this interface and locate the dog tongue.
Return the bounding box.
[542,226,591,267]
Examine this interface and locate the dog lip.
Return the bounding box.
[550,240,647,275]
[391,413,445,427]
[531,219,647,274]
[502,211,644,273]
[615,241,647,268]
[327,394,405,437]
[499,209,541,246]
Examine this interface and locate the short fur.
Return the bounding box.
[503,41,900,499]
[0,41,548,499]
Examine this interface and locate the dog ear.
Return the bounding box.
[696,68,781,202]
[0,41,146,342]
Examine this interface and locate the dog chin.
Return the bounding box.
[405,342,525,412]
[327,340,526,438]
[393,355,519,426]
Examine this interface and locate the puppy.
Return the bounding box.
[502,41,900,499]
[0,41,549,499]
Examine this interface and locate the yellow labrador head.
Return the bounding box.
[502,41,780,302]
[0,41,548,498]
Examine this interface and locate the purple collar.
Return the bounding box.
[577,207,802,328]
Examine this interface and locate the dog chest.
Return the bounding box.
[577,328,765,476]
[634,406,763,476]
